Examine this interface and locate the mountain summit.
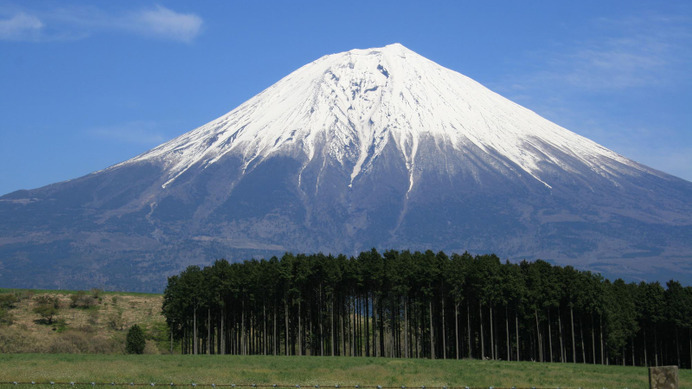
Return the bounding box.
[2,44,691,291]
[129,43,647,192]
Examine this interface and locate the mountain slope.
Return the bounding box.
[1,43,691,291]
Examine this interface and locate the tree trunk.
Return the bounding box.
[591,315,596,364]
[489,305,495,360]
[429,299,435,359]
[415,311,420,358]
[355,296,359,356]
[558,307,564,362]
[193,307,198,355]
[441,295,446,359]
[273,304,277,356]
[221,306,226,355]
[548,308,554,362]
[600,315,605,365]
[505,306,510,361]
[570,306,576,363]
[480,302,485,360]
[467,303,472,359]
[534,309,543,362]
[351,297,360,357]
[345,298,350,356]
[390,300,396,358]
[515,311,520,362]
[319,286,324,357]
[623,346,626,366]
[331,298,335,356]
[284,299,289,356]
[298,299,302,356]
[643,326,647,367]
[340,299,345,356]
[365,294,370,357]
[241,300,246,355]
[345,298,351,356]
[455,303,460,360]
[263,303,267,355]
[207,308,211,355]
[373,295,378,358]
[354,296,359,356]
[676,326,681,367]
[341,299,346,356]
[404,297,409,358]
[579,318,585,364]
[654,327,659,366]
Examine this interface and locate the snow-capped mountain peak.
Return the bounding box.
[124,44,650,191]
[4,44,692,292]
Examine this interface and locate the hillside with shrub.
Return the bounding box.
[0,288,168,353]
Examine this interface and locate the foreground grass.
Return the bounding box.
[1,354,690,389]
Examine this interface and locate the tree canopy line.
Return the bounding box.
[162,249,692,368]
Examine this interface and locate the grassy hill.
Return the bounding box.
[0,288,167,354]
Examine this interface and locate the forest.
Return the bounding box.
[162,249,692,368]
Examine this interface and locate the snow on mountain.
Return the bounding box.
[125,43,653,191]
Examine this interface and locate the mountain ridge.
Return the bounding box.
[1,44,691,291]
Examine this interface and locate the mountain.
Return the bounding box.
[2,43,691,291]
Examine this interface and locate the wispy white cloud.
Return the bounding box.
[515,14,692,91]
[86,121,166,145]
[126,5,202,43]
[0,5,203,43]
[0,12,43,41]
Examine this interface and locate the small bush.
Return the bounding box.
[89,335,124,354]
[0,308,15,326]
[148,320,171,351]
[126,324,145,354]
[34,294,60,305]
[87,309,99,325]
[143,339,161,354]
[90,288,102,299]
[107,309,125,330]
[78,324,96,333]
[70,290,96,309]
[59,330,91,352]
[52,318,68,333]
[45,330,126,354]
[0,327,45,353]
[33,295,60,324]
[0,293,19,309]
[49,337,81,354]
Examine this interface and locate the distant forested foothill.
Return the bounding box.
[162,249,692,368]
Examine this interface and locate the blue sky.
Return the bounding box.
[1,1,691,195]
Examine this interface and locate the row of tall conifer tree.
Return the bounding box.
[162,249,692,368]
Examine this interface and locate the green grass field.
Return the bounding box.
[1,354,689,389]
[1,289,688,388]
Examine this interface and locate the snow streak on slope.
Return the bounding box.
[123,43,654,190]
